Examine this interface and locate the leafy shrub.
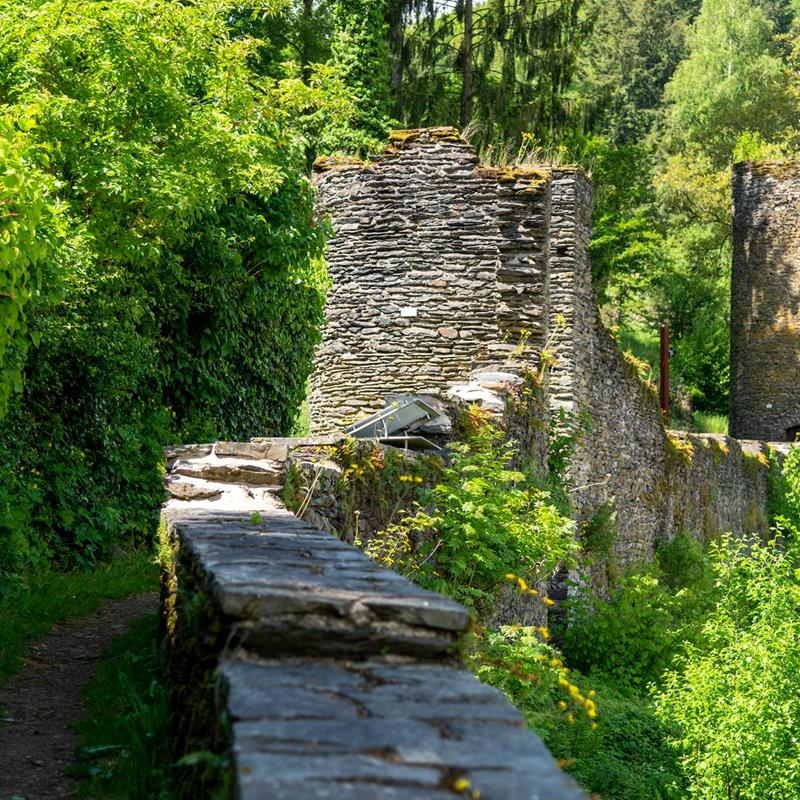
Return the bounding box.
[0,0,331,583]
[563,570,691,690]
[476,625,599,733]
[368,421,577,612]
[563,531,713,691]
[656,530,714,593]
[476,625,684,800]
[654,534,800,800]
[0,115,62,416]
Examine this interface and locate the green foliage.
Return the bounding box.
[393,0,588,149]
[369,421,577,612]
[0,114,62,416]
[574,0,700,143]
[654,534,800,800]
[563,531,713,690]
[657,529,714,592]
[0,549,157,684]
[582,137,665,308]
[71,613,176,800]
[547,407,592,484]
[580,501,618,559]
[477,625,684,800]
[663,0,793,165]
[564,570,692,690]
[321,0,392,154]
[547,678,685,800]
[0,0,330,579]
[476,625,599,731]
[768,444,800,530]
[331,438,438,542]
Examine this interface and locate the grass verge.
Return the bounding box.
[0,549,158,684]
[71,611,176,800]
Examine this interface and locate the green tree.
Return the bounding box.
[575,0,701,143]
[320,0,392,153]
[393,0,587,149]
[663,0,795,164]
[0,0,332,581]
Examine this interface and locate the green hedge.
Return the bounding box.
[0,0,329,585]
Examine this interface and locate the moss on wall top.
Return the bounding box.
[734,160,800,179]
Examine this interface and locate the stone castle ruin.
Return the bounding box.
[311,128,796,578]
[157,131,799,800]
[310,127,588,431]
[730,161,800,442]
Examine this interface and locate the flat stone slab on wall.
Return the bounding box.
[161,440,586,800]
[224,658,585,800]
[168,507,468,658]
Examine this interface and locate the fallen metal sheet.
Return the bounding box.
[376,435,445,453]
[345,398,440,439]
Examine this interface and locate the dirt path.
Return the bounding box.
[0,593,159,800]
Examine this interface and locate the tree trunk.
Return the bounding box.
[301,0,314,82]
[460,0,473,128]
[386,0,405,97]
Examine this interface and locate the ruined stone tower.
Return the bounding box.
[309,127,591,433]
[730,162,800,442]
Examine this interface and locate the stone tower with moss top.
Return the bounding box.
[730,161,800,442]
[309,127,591,433]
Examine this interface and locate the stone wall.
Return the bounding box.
[311,129,792,580]
[730,161,800,441]
[310,128,557,432]
[160,441,587,800]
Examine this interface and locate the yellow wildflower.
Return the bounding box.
[454,777,471,792]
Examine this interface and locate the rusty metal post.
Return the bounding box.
[660,323,670,422]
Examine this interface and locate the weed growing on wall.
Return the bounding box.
[368,421,577,612]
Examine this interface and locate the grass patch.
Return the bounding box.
[71,612,176,800]
[0,549,158,684]
[693,412,728,434]
[618,326,660,376]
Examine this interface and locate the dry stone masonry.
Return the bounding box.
[158,140,800,799]
[311,129,793,580]
[161,442,587,800]
[730,161,800,441]
[311,128,572,432]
